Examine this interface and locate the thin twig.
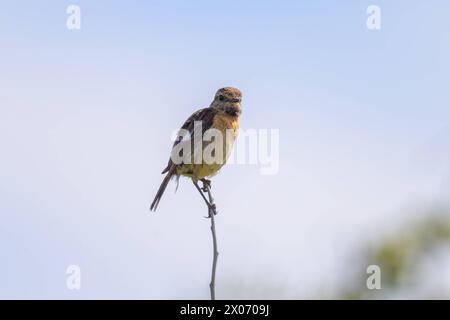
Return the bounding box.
[192,180,216,216]
[204,182,219,300]
[192,179,219,300]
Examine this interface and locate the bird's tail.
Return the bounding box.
[150,169,174,211]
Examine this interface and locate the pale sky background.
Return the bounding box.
[1,1,450,299]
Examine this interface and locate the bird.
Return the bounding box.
[150,87,242,213]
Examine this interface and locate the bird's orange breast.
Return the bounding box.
[176,113,240,180]
[212,113,240,137]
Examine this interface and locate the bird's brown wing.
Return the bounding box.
[161,107,217,174]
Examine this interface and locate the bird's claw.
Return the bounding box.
[201,179,212,192]
[203,204,217,218]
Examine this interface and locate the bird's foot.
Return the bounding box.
[201,179,212,192]
[203,203,217,218]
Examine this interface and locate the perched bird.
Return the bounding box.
[150,87,242,213]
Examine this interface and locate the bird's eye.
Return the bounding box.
[218,95,225,101]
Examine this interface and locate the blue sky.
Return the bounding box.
[1,1,450,298]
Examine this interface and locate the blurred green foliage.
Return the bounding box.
[343,207,450,299]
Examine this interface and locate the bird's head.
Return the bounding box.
[210,87,242,116]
